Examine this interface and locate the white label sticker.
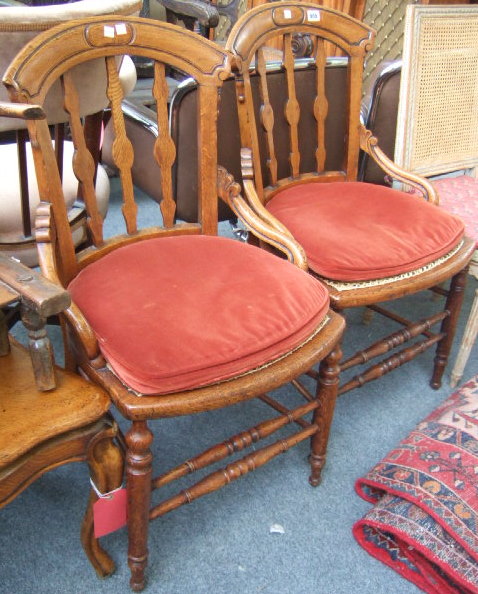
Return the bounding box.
[104,25,115,38]
[283,9,292,19]
[115,23,128,35]
[307,9,321,22]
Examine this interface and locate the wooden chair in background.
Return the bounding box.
[3,16,345,590]
[225,2,474,445]
[0,252,123,577]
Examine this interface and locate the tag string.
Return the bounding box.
[90,478,124,500]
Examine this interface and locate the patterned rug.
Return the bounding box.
[354,376,478,594]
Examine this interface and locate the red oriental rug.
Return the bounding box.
[354,376,478,594]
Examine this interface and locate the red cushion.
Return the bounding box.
[68,235,329,395]
[266,181,465,281]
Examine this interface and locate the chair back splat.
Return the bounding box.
[227,3,375,200]
[226,5,475,404]
[3,15,345,590]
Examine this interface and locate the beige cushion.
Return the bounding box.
[0,141,109,267]
[0,0,141,131]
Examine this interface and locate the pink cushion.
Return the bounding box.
[266,181,465,281]
[68,235,329,394]
[433,176,478,246]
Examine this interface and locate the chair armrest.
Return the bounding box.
[217,155,308,270]
[0,253,70,317]
[0,100,45,120]
[359,125,438,205]
[160,0,219,27]
[0,254,71,391]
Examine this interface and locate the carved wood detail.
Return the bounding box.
[257,47,278,185]
[106,56,138,234]
[62,71,104,246]
[152,61,177,228]
[313,39,328,173]
[283,34,300,178]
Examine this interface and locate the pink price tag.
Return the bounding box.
[93,487,127,538]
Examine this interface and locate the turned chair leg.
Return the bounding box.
[450,287,478,387]
[81,420,124,577]
[309,345,342,487]
[126,421,154,592]
[431,266,469,389]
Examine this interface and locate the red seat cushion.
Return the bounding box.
[266,181,465,281]
[68,235,329,395]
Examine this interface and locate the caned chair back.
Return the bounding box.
[395,4,478,178]
[225,2,375,203]
[3,16,231,287]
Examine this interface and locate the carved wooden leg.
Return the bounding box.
[431,267,468,389]
[126,421,154,592]
[309,345,342,487]
[450,287,478,387]
[81,418,124,577]
[20,304,56,391]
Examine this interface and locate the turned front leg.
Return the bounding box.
[431,266,468,389]
[126,421,154,592]
[309,345,342,487]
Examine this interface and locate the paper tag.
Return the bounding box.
[307,9,321,22]
[93,487,127,538]
[104,25,115,38]
[283,9,292,19]
[115,23,128,35]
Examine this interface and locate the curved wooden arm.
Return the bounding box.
[239,148,295,238]
[62,303,101,361]
[0,253,69,316]
[360,125,438,205]
[34,202,101,360]
[0,100,45,120]
[217,166,308,270]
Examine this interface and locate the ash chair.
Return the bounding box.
[0,253,123,577]
[0,0,140,266]
[3,15,345,590]
[225,4,474,421]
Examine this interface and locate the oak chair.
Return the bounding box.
[225,5,475,403]
[3,15,345,590]
[0,252,123,577]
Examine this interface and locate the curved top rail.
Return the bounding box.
[4,15,231,104]
[226,1,375,61]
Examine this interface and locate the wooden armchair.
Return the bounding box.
[3,15,345,590]
[0,253,123,577]
[225,2,474,444]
